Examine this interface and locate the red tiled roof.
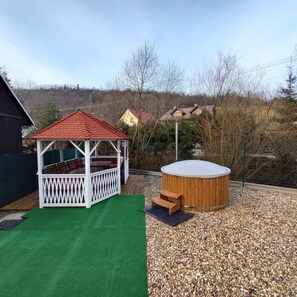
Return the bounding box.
[30,110,129,140]
[127,108,154,123]
[160,105,215,120]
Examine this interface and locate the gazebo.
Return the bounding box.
[30,110,130,208]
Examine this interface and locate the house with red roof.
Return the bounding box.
[119,108,154,126]
[160,104,215,120]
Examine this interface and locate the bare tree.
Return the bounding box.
[116,41,184,168]
[196,104,270,181]
[0,66,11,86]
[117,41,184,110]
[160,61,185,93]
[118,41,159,93]
[13,79,37,105]
[98,89,129,124]
[190,51,265,106]
[191,51,273,182]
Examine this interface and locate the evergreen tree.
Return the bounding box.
[36,101,61,130]
[279,60,297,101]
[278,60,297,123]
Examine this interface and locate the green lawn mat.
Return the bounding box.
[0,195,147,297]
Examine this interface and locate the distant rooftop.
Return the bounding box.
[161,104,215,120]
[126,108,154,123]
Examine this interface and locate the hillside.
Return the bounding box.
[15,86,211,124]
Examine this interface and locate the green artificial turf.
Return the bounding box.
[0,195,148,297]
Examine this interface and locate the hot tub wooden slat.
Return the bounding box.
[216,178,220,207]
[162,172,229,212]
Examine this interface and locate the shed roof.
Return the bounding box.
[0,74,34,126]
[30,109,129,140]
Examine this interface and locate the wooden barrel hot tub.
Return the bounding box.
[161,160,231,212]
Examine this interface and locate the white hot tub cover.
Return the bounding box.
[161,160,231,178]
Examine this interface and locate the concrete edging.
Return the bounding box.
[229,180,297,195]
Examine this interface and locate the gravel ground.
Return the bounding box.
[144,175,297,297]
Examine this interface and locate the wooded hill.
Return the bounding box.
[16,86,215,124]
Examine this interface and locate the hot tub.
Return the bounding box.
[161,160,231,212]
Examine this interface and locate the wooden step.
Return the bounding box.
[152,196,181,215]
[160,189,182,200]
[152,197,176,209]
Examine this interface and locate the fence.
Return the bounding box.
[91,168,119,205]
[129,144,297,189]
[0,149,78,208]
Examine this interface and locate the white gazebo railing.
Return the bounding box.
[91,168,118,205]
[32,110,130,209]
[42,174,86,207]
[37,139,129,208]
[41,168,120,207]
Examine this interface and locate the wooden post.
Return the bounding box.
[84,140,91,208]
[37,140,44,208]
[117,140,121,194]
[75,148,79,159]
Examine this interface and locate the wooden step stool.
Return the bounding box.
[152,189,183,215]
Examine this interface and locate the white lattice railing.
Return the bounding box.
[91,168,119,205]
[42,174,86,207]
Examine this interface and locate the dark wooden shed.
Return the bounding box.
[0,74,34,154]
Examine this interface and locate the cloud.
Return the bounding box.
[0,0,153,86]
[0,33,76,84]
[0,0,296,89]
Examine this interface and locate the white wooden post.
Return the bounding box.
[59,150,64,162]
[117,140,121,194]
[37,140,44,208]
[123,140,129,184]
[123,140,126,172]
[126,140,129,182]
[84,140,91,208]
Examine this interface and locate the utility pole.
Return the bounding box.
[175,119,179,161]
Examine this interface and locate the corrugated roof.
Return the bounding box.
[30,109,129,140]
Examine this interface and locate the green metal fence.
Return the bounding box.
[0,149,77,208]
[0,153,37,208]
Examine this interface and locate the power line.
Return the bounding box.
[265,74,286,81]
[245,56,297,73]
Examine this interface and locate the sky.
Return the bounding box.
[0,0,296,92]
